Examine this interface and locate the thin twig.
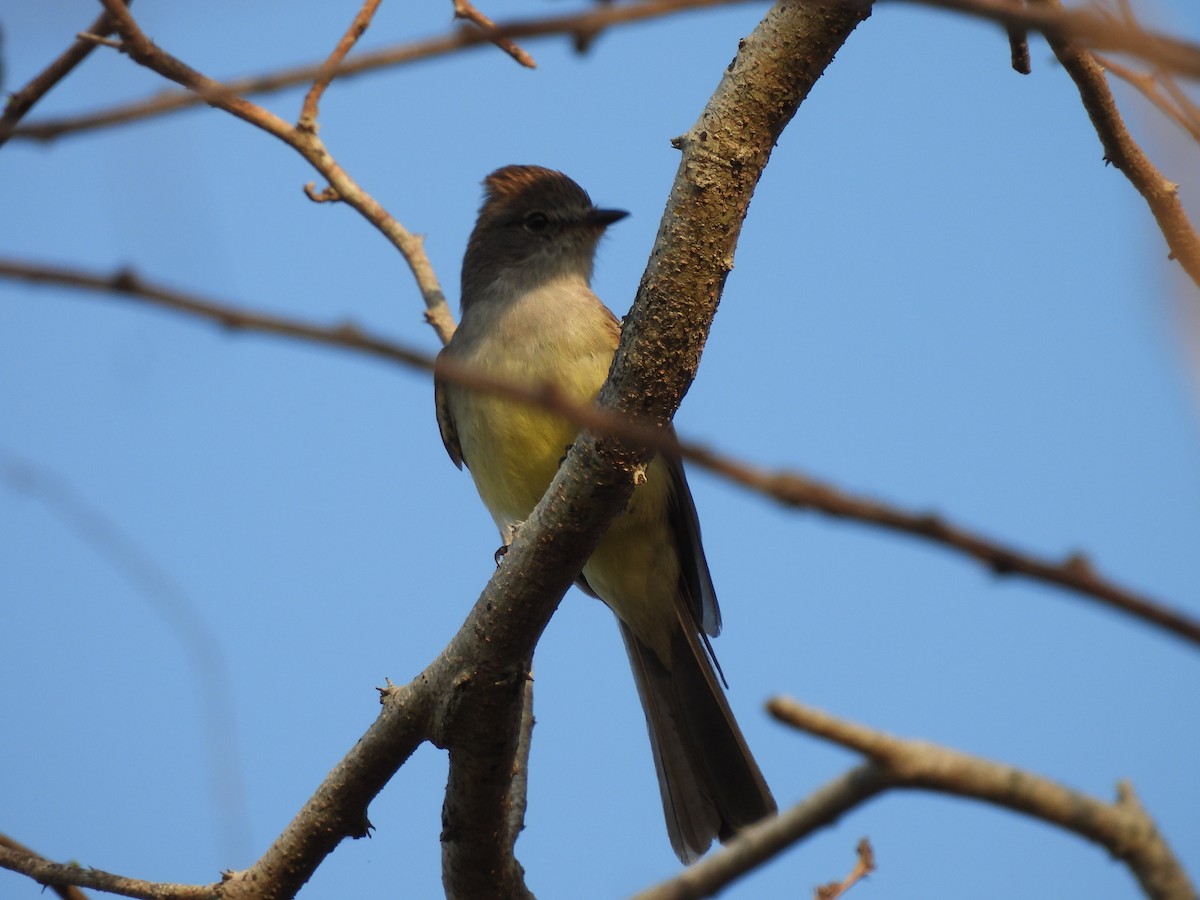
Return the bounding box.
[0,2,123,147]
[815,839,875,900]
[298,0,385,132]
[90,0,449,333]
[452,0,537,68]
[4,256,1197,651]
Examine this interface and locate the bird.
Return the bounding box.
[434,164,776,862]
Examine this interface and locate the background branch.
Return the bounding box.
[4,256,1194,650]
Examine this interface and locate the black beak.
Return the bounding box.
[588,207,630,227]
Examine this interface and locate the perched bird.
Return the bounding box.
[435,165,775,862]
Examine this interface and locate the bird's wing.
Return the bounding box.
[664,444,721,638]
[433,348,465,470]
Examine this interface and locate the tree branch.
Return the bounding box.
[0,834,91,900]
[768,698,1198,900]
[7,0,757,143]
[451,0,538,68]
[0,842,214,900]
[5,255,1197,650]
[297,0,384,133]
[91,0,450,335]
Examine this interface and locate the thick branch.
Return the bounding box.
[769,698,1198,900]
[439,0,873,893]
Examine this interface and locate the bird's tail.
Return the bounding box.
[619,619,777,864]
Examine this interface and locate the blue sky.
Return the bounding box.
[2,1,1198,898]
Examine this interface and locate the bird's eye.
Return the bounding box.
[522,211,551,233]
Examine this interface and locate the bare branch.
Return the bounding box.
[452,0,537,68]
[9,0,756,142]
[298,0,384,132]
[89,0,448,332]
[684,442,1200,648]
[0,835,90,900]
[0,2,123,147]
[5,255,1197,650]
[769,698,1198,900]
[0,841,215,900]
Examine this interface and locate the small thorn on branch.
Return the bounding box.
[304,182,341,203]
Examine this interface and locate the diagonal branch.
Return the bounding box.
[5,255,1197,651]
[298,0,385,132]
[685,443,1200,647]
[452,0,537,68]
